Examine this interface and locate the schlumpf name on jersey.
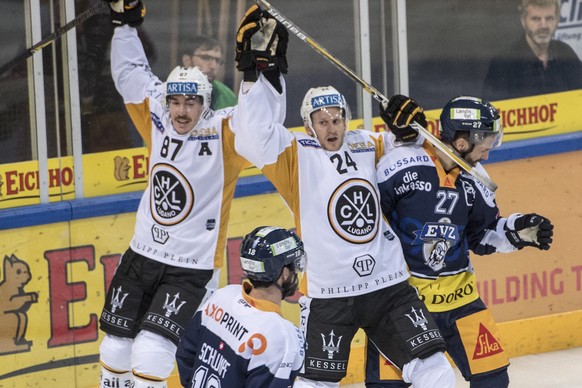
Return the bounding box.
[199,342,231,378]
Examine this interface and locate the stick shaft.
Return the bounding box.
[0,1,106,76]
[255,0,497,192]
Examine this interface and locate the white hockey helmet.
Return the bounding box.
[300,86,351,132]
[164,66,212,111]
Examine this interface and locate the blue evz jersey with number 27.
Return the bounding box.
[376,139,517,312]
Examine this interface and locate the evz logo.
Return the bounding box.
[413,219,460,272]
[150,163,194,226]
[328,179,379,244]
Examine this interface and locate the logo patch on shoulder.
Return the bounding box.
[298,138,321,148]
[151,112,164,132]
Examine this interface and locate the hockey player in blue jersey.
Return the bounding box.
[366,95,554,387]
[176,226,306,387]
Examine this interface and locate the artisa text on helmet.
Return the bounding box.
[167,82,199,94]
[311,94,344,109]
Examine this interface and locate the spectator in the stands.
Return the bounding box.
[482,0,582,101]
[181,35,237,110]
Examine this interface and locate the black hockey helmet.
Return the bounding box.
[239,226,305,283]
[440,96,503,148]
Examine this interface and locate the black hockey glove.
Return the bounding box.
[505,213,554,250]
[380,95,426,142]
[103,0,146,27]
[235,4,288,92]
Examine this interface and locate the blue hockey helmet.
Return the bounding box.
[239,226,305,283]
[440,96,503,148]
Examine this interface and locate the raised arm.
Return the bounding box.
[110,25,162,105]
[232,75,292,169]
[231,4,292,168]
[105,1,162,149]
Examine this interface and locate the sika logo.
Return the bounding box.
[328,178,379,244]
[473,323,503,359]
[163,292,187,317]
[405,307,428,331]
[321,330,342,359]
[110,286,128,313]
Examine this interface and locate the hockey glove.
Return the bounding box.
[104,0,146,27]
[235,4,288,91]
[380,95,426,142]
[505,213,554,250]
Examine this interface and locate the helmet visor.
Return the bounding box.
[468,117,503,149]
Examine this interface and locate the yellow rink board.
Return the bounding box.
[0,150,581,387]
[1,91,580,209]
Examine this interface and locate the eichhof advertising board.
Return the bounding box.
[0,193,296,387]
[1,152,582,386]
[0,91,581,386]
[0,91,581,209]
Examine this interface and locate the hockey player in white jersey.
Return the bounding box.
[231,5,455,388]
[366,95,554,387]
[176,226,306,387]
[97,2,249,387]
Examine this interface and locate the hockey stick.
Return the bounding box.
[0,1,107,77]
[255,0,498,192]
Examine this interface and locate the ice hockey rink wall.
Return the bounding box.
[0,91,581,386]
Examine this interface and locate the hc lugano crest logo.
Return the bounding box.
[150,163,194,226]
[328,178,379,244]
